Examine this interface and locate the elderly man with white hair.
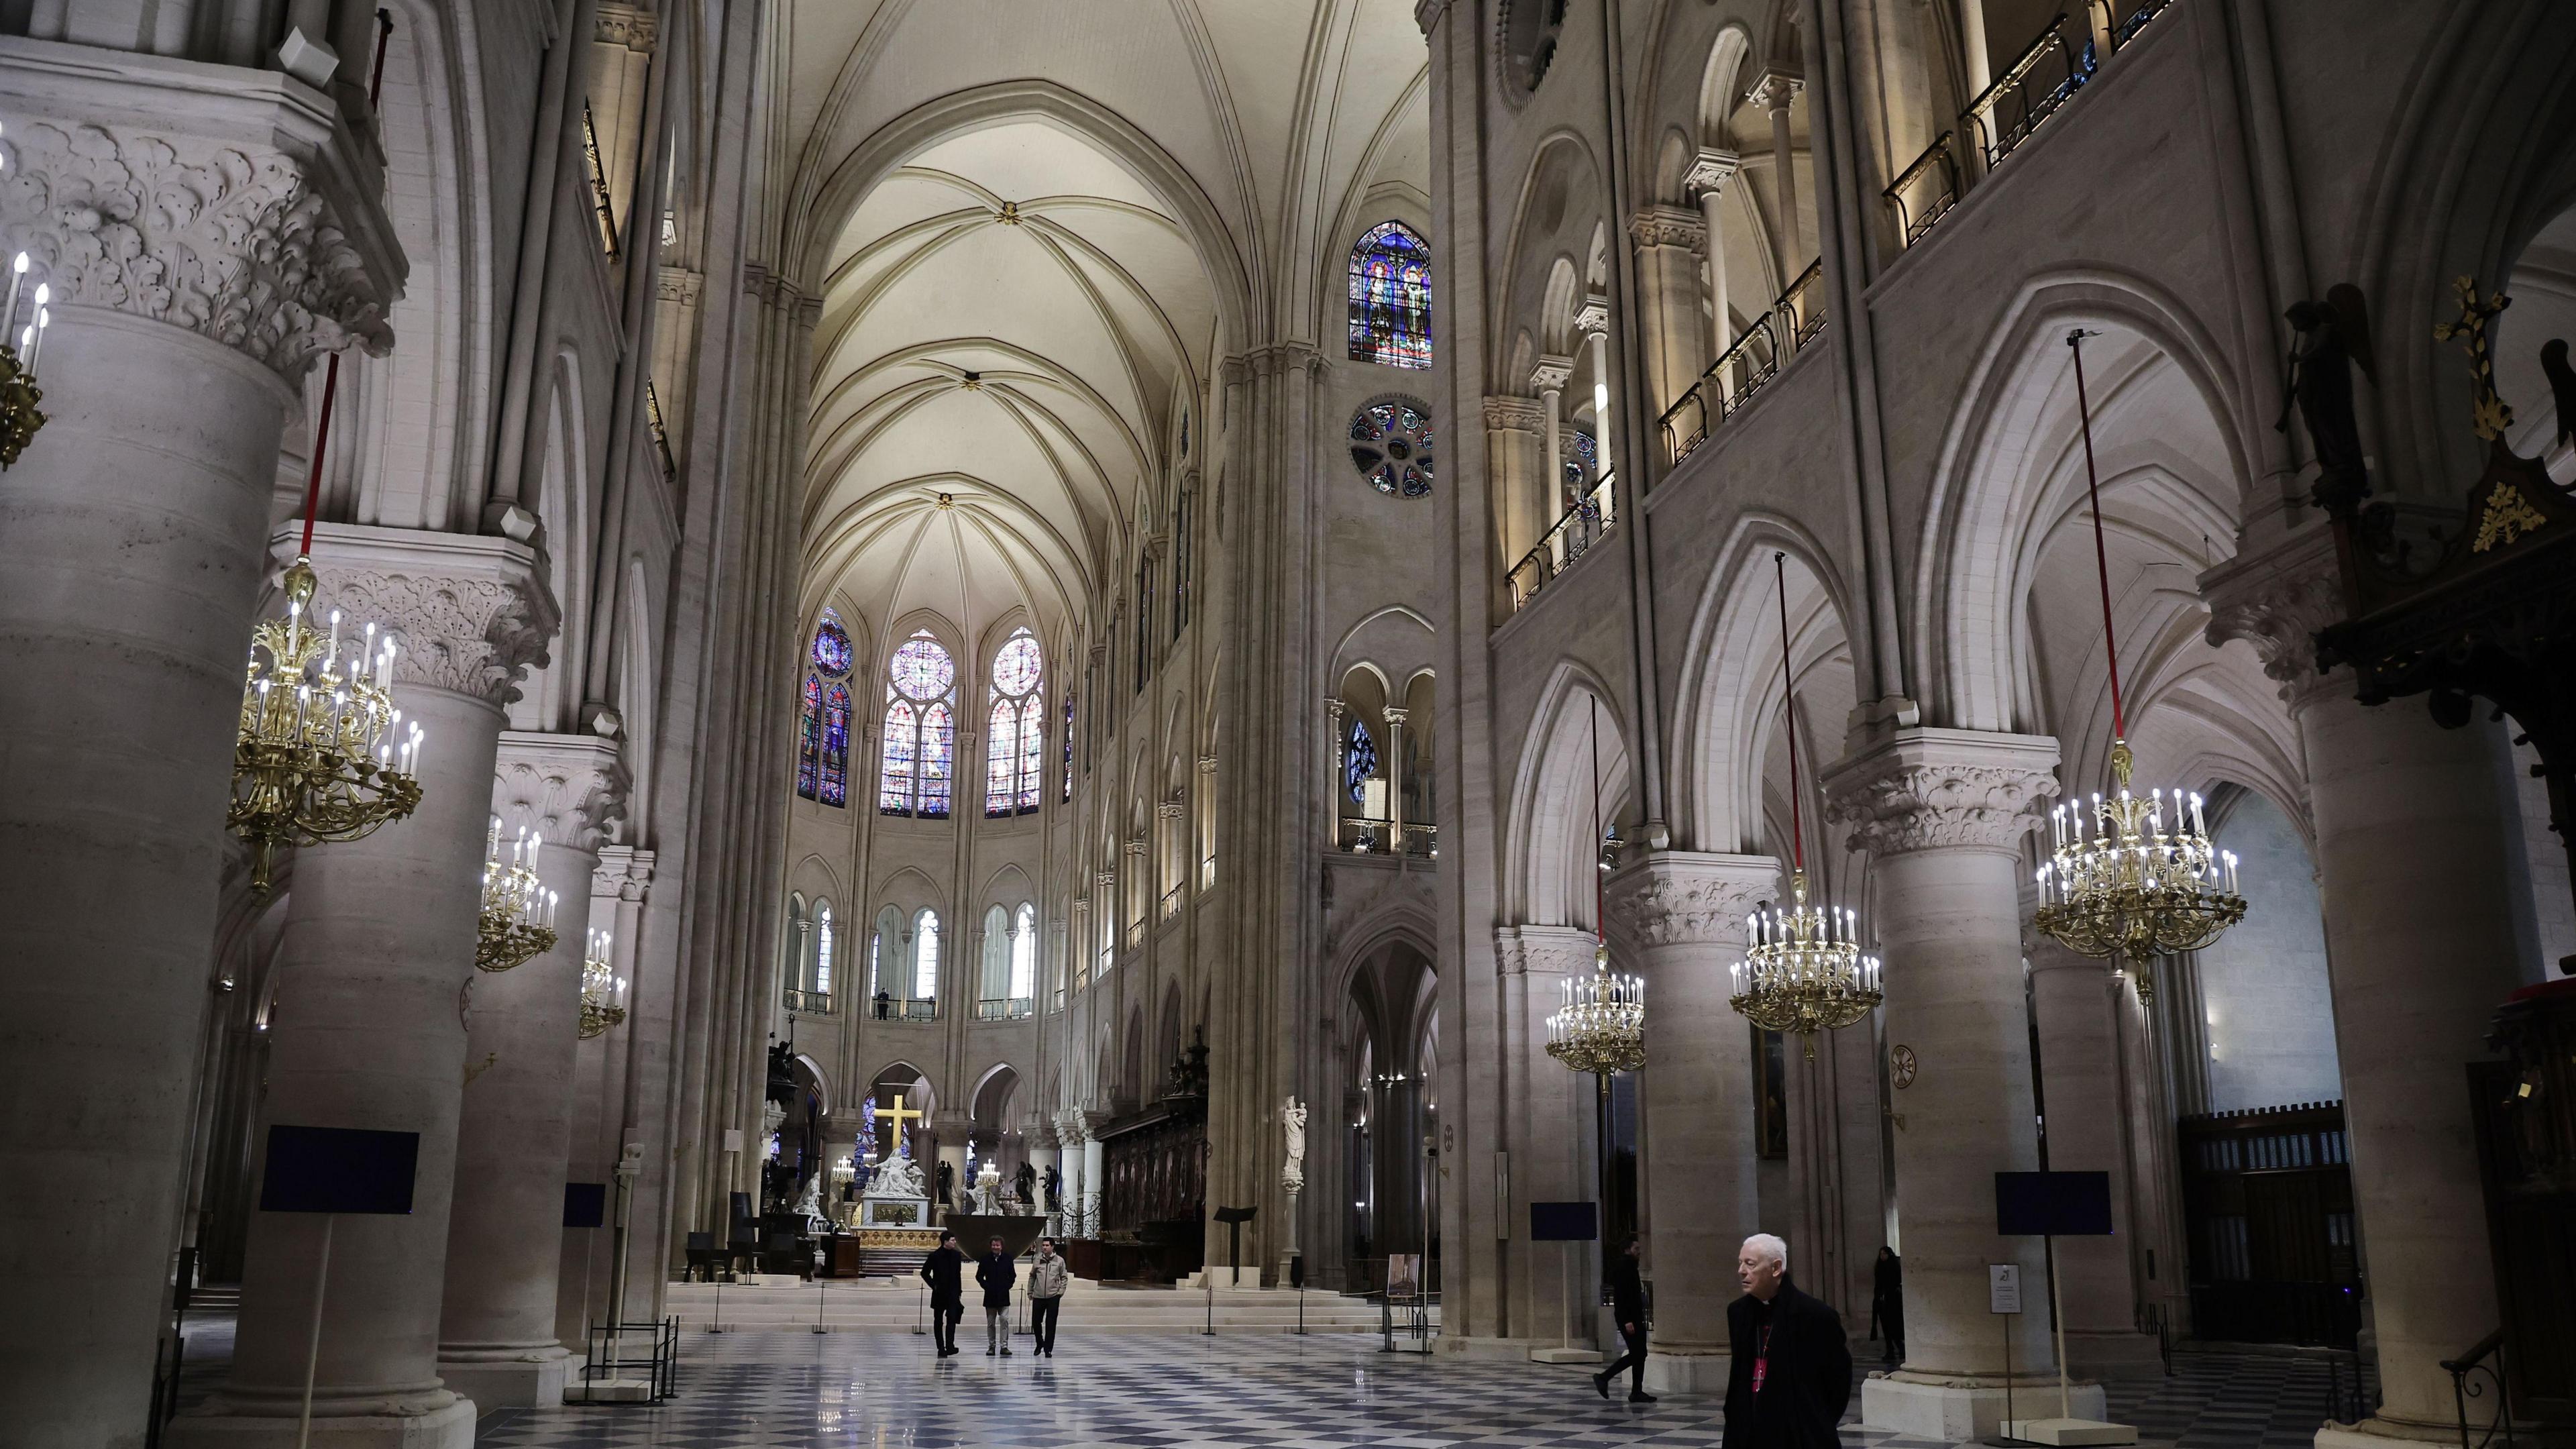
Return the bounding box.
[1721,1234,1852,1449]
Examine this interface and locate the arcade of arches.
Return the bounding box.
[4,3,2575,1448]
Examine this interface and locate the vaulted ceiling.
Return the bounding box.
[780,1,1430,659]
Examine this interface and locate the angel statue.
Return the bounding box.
[1281,1095,1309,1191]
[2278,284,2376,516]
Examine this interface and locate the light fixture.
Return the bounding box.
[0,246,52,469]
[2031,331,2246,1004]
[228,346,423,896]
[1729,553,1883,1058]
[478,816,558,972]
[1546,695,1647,1077]
[579,929,627,1038]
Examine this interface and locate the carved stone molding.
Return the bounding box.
[1747,70,1805,113]
[2200,525,2351,710]
[495,732,630,852]
[595,2,659,50]
[593,845,655,902]
[1686,148,1741,199]
[1483,394,1546,432]
[291,523,561,706]
[0,116,394,378]
[1415,0,1450,36]
[1529,354,1574,394]
[1574,295,1611,339]
[1496,922,1597,977]
[655,266,703,307]
[1821,728,2059,857]
[1605,851,1777,949]
[1629,205,1707,251]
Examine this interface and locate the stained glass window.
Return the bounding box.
[798,610,856,805]
[1349,398,1434,498]
[983,629,1044,816]
[1346,715,1379,803]
[814,904,835,995]
[1348,221,1432,369]
[1562,429,1598,504]
[820,682,851,806]
[798,676,823,800]
[879,630,956,816]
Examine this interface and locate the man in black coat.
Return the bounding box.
[1591,1235,1654,1403]
[919,1230,966,1356]
[976,1234,1018,1356]
[1723,1233,1853,1449]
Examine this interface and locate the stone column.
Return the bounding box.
[1576,296,1615,495]
[1498,926,1601,1350]
[557,845,652,1350]
[1383,705,1410,851]
[2027,940,2161,1379]
[1825,728,2106,1440]
[1686,150,1741,374]
[1627,205,1709,431]
[180,528,553,1449]
[437,733,626,1406]
[1483,395,1548,580]
[1607,852,1776,1393]
[0,68,397,1446]
[1749,72,1807,266]
[1531,356,1573,525]
[2206,537,2528,1448]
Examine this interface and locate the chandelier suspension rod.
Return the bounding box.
[1773,551,1804,873]
[2065,328,2126,740]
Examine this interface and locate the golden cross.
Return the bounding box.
[871,1091,924,1160]
[2432,276,2515,440]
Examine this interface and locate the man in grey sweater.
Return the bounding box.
[1028,1236,1070,1356]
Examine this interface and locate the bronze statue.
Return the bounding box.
[2279,284,2377,515]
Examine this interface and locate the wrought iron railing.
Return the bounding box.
[783,987,833,1014]
[1125,919,1144,947]
[1507,472,1617,610]
[861,996,936,1022]
[1655,260,1829,466]
[1401,822,1438,858]
[580,101,621,258]
[1964,13,2099,170]
[1884,131,1960,246]
[2441,1330,2515,1449]
[1160,883,1182,919]
[1884,2,2171,250]
[1199,855,1216,890]
[975,997,1036,1022]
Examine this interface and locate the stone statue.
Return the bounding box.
[2277,285,2376,515]
[1015,1160,1037,1210]
[865,1145,928,1201]
[936,1158,955,1208]
[793,1168,823,1224]
[1044,1163,1062,1213]
[1281,1095,1309,1192]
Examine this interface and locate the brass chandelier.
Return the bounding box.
[478,816,559,972]
[579,930,627,1038]
[2030,331,2246,1003]
[1729,553,1883,1059]
[0,248,56,469]
[1546,696,1647,1077]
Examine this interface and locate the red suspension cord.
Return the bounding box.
[2066,329,2127,740]
[1589,694,1606,944]
[1773,552,1804,873]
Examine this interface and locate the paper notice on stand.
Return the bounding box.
[1988,1263,2022,1315]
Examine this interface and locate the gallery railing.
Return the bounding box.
[975,997,1036,1022]
[1161,882,1183,919]
[863,996,937,1022]
[1656,259,1829,467]
[1884,1,2170,250]
[1507,472,1618,611]
[783,987,833,1015]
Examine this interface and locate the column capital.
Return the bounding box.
[1629,205,1707,252]
[1574,294,1611,339]
[1822,727,2059,857]
[592,844,655,902]
[1746,69,1805,113]
[1605,851,1777,948]
[0,50,402,381]
[1495,922,1597,977]
[2199,524,2351,710]
[1381,705,1409,727]
[596,3,661,52]
[1686,148,1742,199]
[1413,0,1450,36]
[1529,354,1575,393]
[288,523,561,706]
[1197,754,1219,773]
[494,731,629,852]
[1483,394,1546,432]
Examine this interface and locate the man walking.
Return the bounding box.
[1870,1246,1904,1368]
[1723,1234,1852,1449]
[919,1229,966,1356]
[977,1234,1018,1356]
[1591,1234,1654,1403]
[1028,1236,1069,1356]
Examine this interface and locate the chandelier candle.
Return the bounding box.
[476,816,561,972]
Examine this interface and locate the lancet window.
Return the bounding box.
[1348,221,1432,369]
[1345,715,1379,803]
[983,629,1046,817]
[879,631,957,817]
[798,609,855,805]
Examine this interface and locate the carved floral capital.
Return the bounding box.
[1483,394,1546,432]
[1605,851,1777,948]
[1629,205,1707,251]
[2200,527,2350,710]
[293,524,561,707]
[1821,729,2059,857]
[496,732,630,852]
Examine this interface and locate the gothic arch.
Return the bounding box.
[1491,128,1609,394]
[1501,661,1635,928]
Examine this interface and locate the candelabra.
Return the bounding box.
[1730,871,1884,1059]
[477,816,558,972]
[1545,940,1647,1076]
[2034,741,2243,1003]
[2033,332,2248,1003]
[579,929,627,1038]
[229,557,425,896]
[0,255,51,470]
